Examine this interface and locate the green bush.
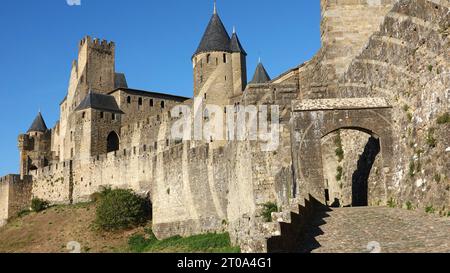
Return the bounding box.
[261,202,278,222]
[95,188,150,231]
[437,112,450,124]
[31,198,49,212]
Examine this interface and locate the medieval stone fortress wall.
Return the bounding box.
[0,0,449,252]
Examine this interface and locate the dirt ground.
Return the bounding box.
[0,203,145,253]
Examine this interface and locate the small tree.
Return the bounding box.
[95,188,150,231]
[31,198,49,212]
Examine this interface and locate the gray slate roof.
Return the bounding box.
[194,13,231,56]
[75,91,124,114]
[230,33,247,55]
[114,73,128,89]
[250,62,271,84]
[27,112,48,133]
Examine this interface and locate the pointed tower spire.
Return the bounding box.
[27,112,48,133]
[250,61,271,84]
[214,0,217,14]
[230,29,247,55]
[193,2,231,57]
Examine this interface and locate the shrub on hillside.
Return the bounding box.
[95,188,150,231]
[31,198,49,212]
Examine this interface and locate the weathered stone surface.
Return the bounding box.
[0,0,448,252]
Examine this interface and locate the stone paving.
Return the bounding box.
[299,207,450,253]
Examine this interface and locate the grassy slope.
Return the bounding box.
[0,203,239,253]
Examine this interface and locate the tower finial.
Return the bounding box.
[213,0,217,14]
[258,57,261,63]
[233,26,236,34]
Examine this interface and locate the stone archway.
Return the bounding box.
[321,129,382,207]
[291,98,394,206]
[106,131,120,153]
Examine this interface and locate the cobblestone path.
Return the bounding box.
[299,207,450,253]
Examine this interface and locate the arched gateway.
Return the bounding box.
[290,98,394,206]
[107,131,120,153]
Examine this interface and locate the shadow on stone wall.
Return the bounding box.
[352,137,380,207]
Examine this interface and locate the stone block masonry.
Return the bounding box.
[0,175,32,227]
[0,0,448,253]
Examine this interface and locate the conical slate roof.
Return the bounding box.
[250,62,271,84]
[194,13,231,56]
[230,32,247,55]
[27,112,48,133]
[75,91,124,114]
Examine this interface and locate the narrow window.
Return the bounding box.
[127,96,131,104]
[223,53,227,63]
[100,112,104,119]
[150,99,154,107]
[161,101,165,109]
[216,58,218,65]
[207,54,210,63]
[204,93,207,100]
[82,112,85,119]
[112,113,116,121]
[138,97,143,106]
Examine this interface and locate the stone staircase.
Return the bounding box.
[240,196,322,253]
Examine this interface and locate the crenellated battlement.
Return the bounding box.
[79,35,115,52]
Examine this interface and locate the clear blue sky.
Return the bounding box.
[0,0,321,176]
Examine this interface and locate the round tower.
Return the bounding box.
[18,112,52,178]
[192,3,247,105]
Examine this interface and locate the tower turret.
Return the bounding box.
[18,112,52,178]
[192,3,247,105]
[249,60,271,84]
[230,27,247,96]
